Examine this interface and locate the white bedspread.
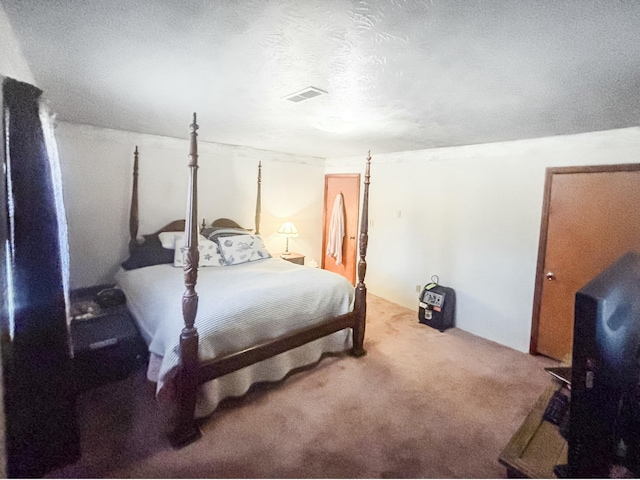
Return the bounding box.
[115,258,354,417]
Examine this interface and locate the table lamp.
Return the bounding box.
[277,221,298,256]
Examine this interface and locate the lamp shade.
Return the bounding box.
[277,221,299,237]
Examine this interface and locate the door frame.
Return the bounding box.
[321,174,360,285]
[529,163,640,355]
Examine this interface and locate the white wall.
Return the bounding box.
[0,4,35,84]
[326,127,640,352]
[55,122,325,289]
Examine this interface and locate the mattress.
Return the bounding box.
[115,258,354,417]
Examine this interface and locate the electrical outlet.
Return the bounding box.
[416,284,422,293]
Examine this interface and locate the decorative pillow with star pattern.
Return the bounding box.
[173,235,225,267]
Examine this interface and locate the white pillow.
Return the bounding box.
[158,231,183,249]
[174,235,225,267]
[217,234,271,266]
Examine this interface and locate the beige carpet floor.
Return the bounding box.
[49,294,557,478]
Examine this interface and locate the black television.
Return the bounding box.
[568,250,640,478]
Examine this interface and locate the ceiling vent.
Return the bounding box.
[283,86,327,103]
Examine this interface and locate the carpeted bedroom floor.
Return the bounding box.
[48,294,557,478]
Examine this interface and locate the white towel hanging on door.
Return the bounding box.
[326,192,345,265]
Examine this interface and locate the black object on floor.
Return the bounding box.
[418,282,456,331]
[543,390,570,426]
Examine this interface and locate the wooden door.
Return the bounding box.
[322,174,360,285]
[531,164,640,361]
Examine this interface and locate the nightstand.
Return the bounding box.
[280,252,305,265]
[70,285,148,391]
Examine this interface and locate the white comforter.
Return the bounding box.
[115,258,354,417]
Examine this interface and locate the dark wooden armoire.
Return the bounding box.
[1,77,80,477]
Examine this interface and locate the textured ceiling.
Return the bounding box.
[3,0,640,158]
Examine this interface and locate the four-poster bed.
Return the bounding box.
[118,114,371,448]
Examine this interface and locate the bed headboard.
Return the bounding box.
[210,218,244,229]
[154,220,186,235]
[128,148,262,247]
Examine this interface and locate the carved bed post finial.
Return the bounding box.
[170,113,202,448]
[351,150,371,357]
[255,161,262,235]
[129,146,139,253]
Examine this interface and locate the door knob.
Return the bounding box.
[546,271,556,281]
[349,236,355,240]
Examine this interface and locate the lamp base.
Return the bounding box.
[280,252,291,257]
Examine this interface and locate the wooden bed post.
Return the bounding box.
[129,146,139,253]
[255,161,261,234]
[169,113,202,448]
[351,151,371,357]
